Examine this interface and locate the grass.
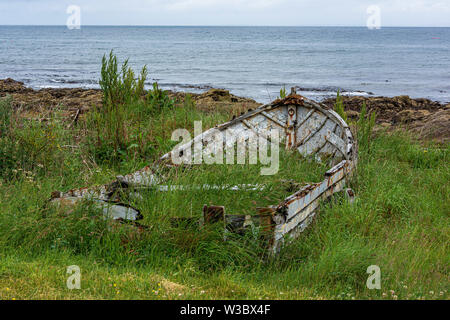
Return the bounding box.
[0,55,449,300]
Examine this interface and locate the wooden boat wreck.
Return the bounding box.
[51,90,357,254]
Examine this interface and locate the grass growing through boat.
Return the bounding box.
[0,54,448,300]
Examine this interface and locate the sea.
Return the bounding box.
[0,26,449,103]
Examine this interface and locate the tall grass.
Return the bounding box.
[333,90,348,123]
[1,128,447,299]
[357,102,377,153]
[0,96,71,179]
[0,63,447,300]
[333,91,377,154]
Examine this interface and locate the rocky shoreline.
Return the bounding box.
[1,78,448,143]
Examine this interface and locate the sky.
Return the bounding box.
[0,0,449,27]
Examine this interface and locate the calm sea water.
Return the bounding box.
[0,26,449,103]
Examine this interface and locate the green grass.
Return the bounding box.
[0,97,448,300]
[0,55,448,300]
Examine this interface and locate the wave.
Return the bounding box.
[147,82,215,90]
[26,76,374,101]
[49,78,98,85]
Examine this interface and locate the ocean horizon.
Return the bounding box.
[1,25,449,103]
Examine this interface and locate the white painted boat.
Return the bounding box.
[51,90,357,253]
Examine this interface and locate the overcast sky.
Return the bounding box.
[0,0,449,27]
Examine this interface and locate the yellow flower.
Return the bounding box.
[12,298,16,300]
[113,283,117,287]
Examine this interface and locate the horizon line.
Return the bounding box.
[1,24,449,28]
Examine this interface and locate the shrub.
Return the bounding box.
[146,82,175,115]
[99,50,147,107]
[279,86,287,99]
[89,51,175,165]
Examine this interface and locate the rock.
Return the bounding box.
[394,109,432,124]
[395,110,415,123]
[204,89,231,102]
[169,88,261,114]
[321,95,448,143]
[409,108,450,143]
[418,109,431,117]
[0,78,33,94]
[205,88,230,98]
[346,110,360,119]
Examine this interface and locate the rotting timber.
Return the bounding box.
[50,90,357,254]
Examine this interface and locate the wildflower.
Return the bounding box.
[113,283,117,287]
[429,291,434,295]
[6,288,10,291]
[393,295,398,300]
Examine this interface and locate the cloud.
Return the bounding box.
[0,0,449,26]
[163,0,285,11]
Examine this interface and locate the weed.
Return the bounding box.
[279,86,287,99]
[334,90,348,123]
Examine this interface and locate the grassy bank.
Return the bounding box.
[0,55,448,300]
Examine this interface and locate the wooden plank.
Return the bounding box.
[203,205,225,224]
[260,110,287,129]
